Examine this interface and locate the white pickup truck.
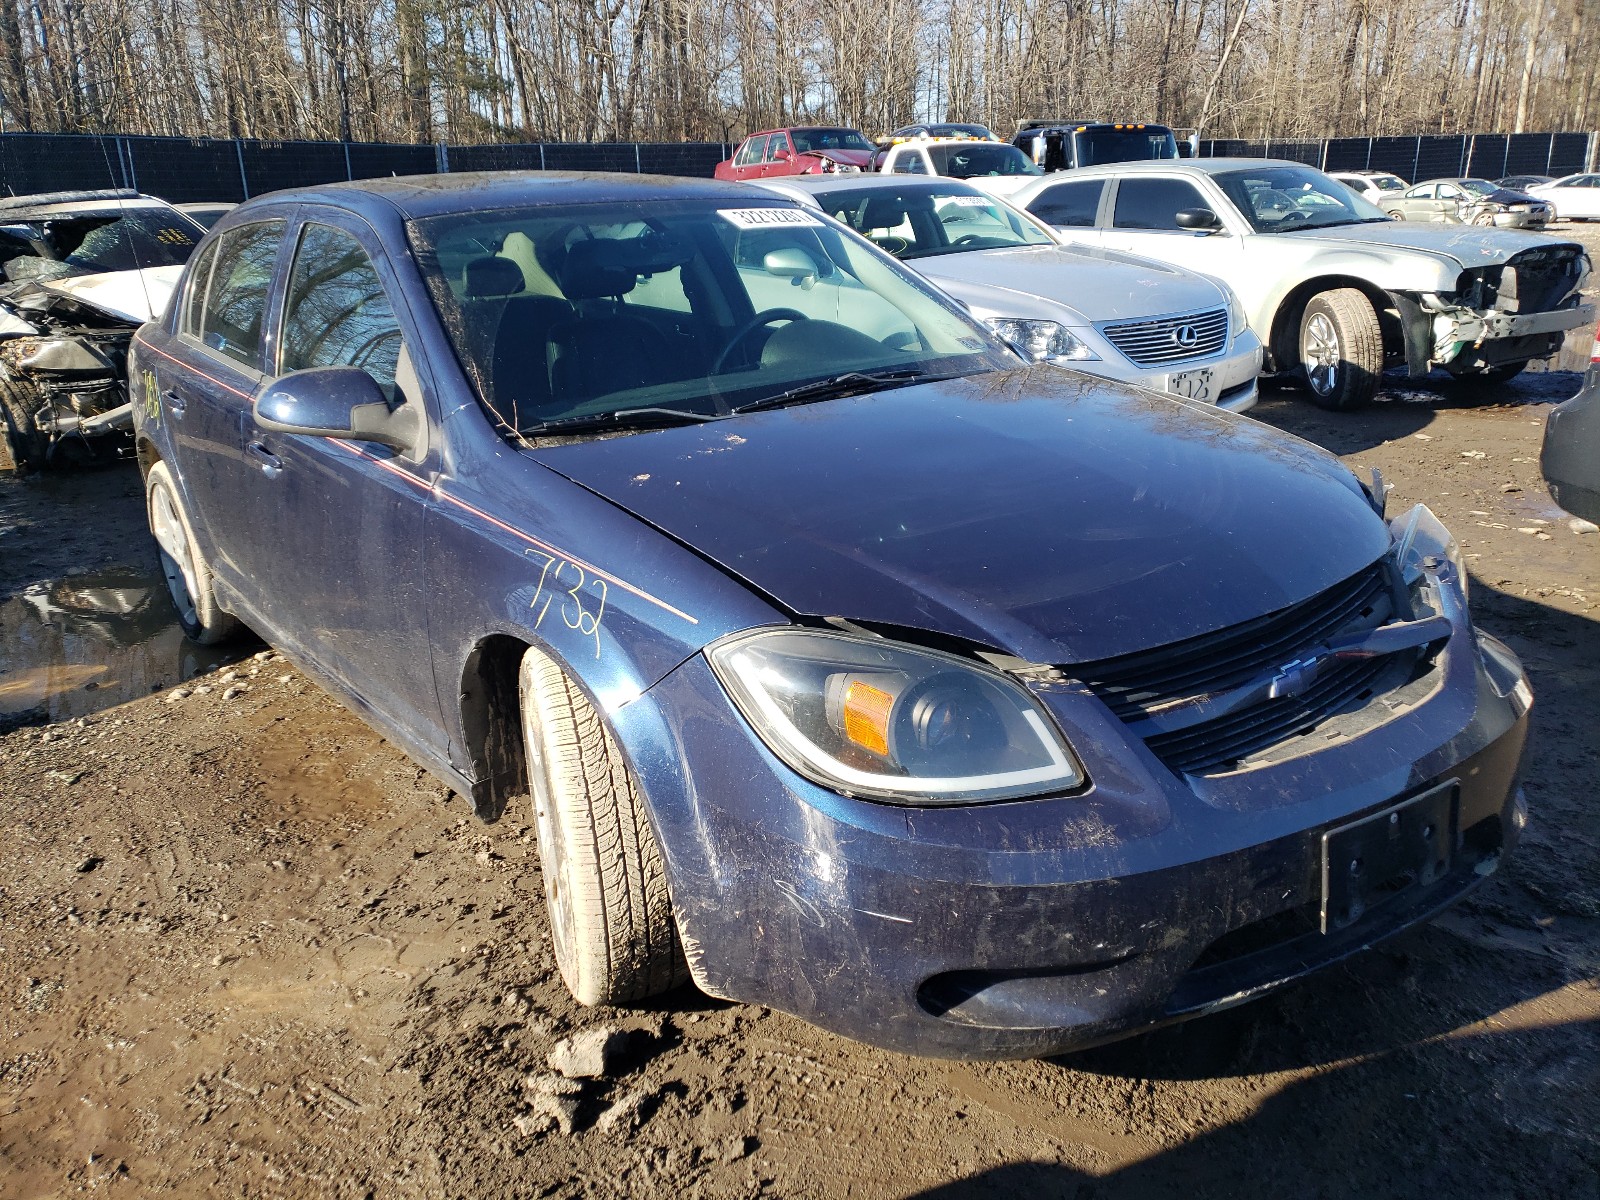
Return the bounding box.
[1009,158,1594,409]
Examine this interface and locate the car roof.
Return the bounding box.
[754,175,989,204]
[227,171,777,223]
[1063,157,1308,177]
[0,189,171,220]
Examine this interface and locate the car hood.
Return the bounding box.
[1283,221,1568,268]
[531,368,1390,664]
[36,265,183,325]
[913,244,1223,324]
[803,148,873,167]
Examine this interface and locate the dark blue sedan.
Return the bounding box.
[129,173,1532,1059]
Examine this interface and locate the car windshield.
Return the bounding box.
[409,199,1014,435]
[814,185,1055,260]
[1459,179,1500,197]
[1072,128,1179,166]
[0,205,202,283]
[1373,175,1406,191]
[1214,166,1390,233]
[927,144,1043,178]
[792,128,873,153]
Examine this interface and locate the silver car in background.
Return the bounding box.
[754,175,1262,411]
[1380,178,1552,229]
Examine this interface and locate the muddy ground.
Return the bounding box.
[3,261,1599,1200]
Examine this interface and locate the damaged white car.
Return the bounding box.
[1012,159,1594,409]
[0,190,203,471]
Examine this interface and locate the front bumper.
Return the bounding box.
[1078,328,1263,413]
[619,610,1531,1059]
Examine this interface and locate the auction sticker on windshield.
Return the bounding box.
[720,208,823,228]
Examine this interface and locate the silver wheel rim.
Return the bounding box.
[1303,312,1341,397]
[150,480,200,628]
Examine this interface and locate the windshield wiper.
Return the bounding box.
[731,369,967,416]
[522,406,723,436]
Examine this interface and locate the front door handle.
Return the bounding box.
[246,440,283,479]
[163,390,186,419]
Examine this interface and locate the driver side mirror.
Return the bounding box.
[763,247,819,290]
[1175,208,1223,233]
[254,365,420,454]
[773,148,793,161]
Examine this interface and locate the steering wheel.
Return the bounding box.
[951,234,992,246]
[1278,210,1312,225]
[712,308,809,373]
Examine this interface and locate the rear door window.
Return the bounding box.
[180,239,220,338]
[1111,178,1210,230]
[197,221,285,369]
[1029,179,1105,227]
[280,223,403,397]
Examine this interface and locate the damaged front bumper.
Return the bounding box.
[617,564,1531,1059]
[1390,243,1593,375]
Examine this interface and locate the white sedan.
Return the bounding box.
[1527,174,1600,221]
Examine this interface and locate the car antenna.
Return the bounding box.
[93,128,157,322]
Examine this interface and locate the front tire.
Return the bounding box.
[0,378,50,474]
[145,460,241,644]
[518,644,688,1006]
[1298,288,1384,411]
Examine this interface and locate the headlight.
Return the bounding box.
[985,318,1099,363]
[707,629,1085,804]
[1221,284,1246,336]
[1391,503,1468,603]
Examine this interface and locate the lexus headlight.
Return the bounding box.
[1221,284,1246,336]
[707,629,1085,804]
[1391,503,1468,602]
[985,318,1100,363]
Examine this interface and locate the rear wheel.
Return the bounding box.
[518,644,688,1006]
[0,378,50,474]
[1298,288,1384,411]
[145,460,241,644]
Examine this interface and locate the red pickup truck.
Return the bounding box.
[714,127,875,180]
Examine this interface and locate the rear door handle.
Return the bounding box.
[163,390,186,419]
[246,440,283,479]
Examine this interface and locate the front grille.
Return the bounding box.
[1100,308,1228,366]
[1072,558,1416,775]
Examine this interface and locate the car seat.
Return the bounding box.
[545,239,675,407]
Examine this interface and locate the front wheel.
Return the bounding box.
[519,644,689,1006]
[0,378,50,474]
[1298,288,1384,411]
[145,460,242,644]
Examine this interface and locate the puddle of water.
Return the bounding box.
[0,564,246,729]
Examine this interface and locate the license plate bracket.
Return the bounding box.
[1167,367,1214,403]
[1321,782,1457,934]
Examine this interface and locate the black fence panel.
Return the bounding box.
[238,140,349,197]
[0,132,122,194]
[348,142,436,181]
[1264,140,1322,166]
[1504,133,1555,176]
[637,142,726,177]
[1323,138,1372,171]
[124,137,246,203]
[1467,135,1510,179]
[446,144,543,172]
[1367,137,1421,180]
[1551,132,1589,175]
[1415,135,1467,181]
[540,142,639,172]
[1198,139,1250,157]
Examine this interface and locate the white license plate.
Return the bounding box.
[1167,367,1214,403]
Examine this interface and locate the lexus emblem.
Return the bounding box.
[1172,324,1200,349]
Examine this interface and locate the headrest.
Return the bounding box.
[558,233,696,301]
[860,195,908,230]
[463,255,525,298]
